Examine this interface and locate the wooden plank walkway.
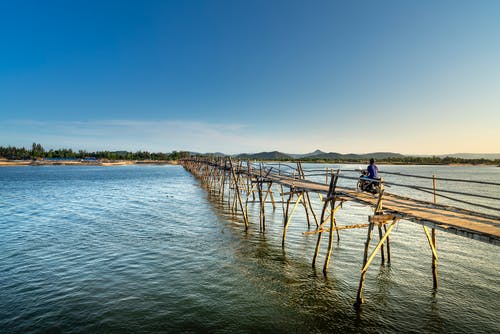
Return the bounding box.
[266,174,500,245]
[261,172,500,245]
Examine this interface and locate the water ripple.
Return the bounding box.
[0,165,498,333]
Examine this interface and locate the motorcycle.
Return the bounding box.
[357,170,382,194]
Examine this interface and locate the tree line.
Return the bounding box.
[1,143,498,165]
[0,143,190,161]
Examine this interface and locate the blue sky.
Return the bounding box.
[1,0,499,154]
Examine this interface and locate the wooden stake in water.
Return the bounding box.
[433,174,437,204]
[431,174,438,288]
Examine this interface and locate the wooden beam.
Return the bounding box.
[369,214,397,223]
[303,223,371,234]
[423,226,439,260]
[282,192,304,248]
[361,219,399,273]
[229,158,249,230]
[355,222,375,306]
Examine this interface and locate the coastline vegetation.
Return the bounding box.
[1,143,498,166]
[0,143,189,161]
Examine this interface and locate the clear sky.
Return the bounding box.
[1,0,499,154]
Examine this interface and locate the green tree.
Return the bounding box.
[31,142,45,159]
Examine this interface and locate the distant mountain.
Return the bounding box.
[286,149,404,160]
[236,151,292,160]
[191,150,499,161]
[288,149,327,159]
[303,151,405,161]
[233,150,405,161]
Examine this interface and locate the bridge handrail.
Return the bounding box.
[330,173,500,211]
[414,187,500,213]
[256,162,500,191]
[259,164,500,214]
[378,171,500,186]
[383,181,500,201]
[185,158,499,215]
[297,168,500,186]
[260,163,500,187]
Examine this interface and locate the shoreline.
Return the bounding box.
[0,159,495,167]
[0,160,179,167]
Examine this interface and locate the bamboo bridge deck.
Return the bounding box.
[181,158,500,307]
[266,173,500,244]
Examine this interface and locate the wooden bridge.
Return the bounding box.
[181,158,500,307]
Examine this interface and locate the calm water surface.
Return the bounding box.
[0,165,498,333]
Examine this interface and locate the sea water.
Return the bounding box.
[0,164,498,333]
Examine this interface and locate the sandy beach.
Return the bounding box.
[0,159,178,167]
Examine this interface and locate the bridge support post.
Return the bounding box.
[423,225,438,289]
[257,179,265,232]
[355,221,375,307]
[323,201,336,274]
[296,163,312,228]
[228,158,249,230]
[312,170,339,268]
[378,226,386,264]
[432,228,438,289]
[305,191,319,227]
[355,215,398,308]
[384,224,391,263]
[282,189,304,249]
[266,182,276,210]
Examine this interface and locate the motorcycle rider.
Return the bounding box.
[360,158,381,194]
[367,158,379,179]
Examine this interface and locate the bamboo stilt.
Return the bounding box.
[355,222,375,307]
[282,191,304,249]
[312,170,338,267]
[312,201,329,266]
[433,174,437,204]
[323,199,336,274]
[232,187,238,212]
[378,225,385,264]
[384,224,391,263]
[297,162,312,228]
[431,175,438,288]
[302,195,311,228]
[267,182,277,210]
[227,169,232,208]
[356,218,398,306]
[432,228,438,289]
[280,184,286,218]
[245,182,256,216]
[423,226,438,289]
[361,220,398,273]
[229,158,249,230]
[247,161,251,195]
[258,180,265,232]
[282,188,292,248]
[305,191,319,227]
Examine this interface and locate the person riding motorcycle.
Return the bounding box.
[367,158,379,179]
[358,158,382,194]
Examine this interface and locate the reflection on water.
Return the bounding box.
[0,164,498,333]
